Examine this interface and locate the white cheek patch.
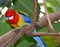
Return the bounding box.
[8,16,14,20]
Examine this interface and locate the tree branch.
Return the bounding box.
[0,25,27,47]
[37,11,60,28]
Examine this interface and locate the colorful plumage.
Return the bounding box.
[5,9,47,47]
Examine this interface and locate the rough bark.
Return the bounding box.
[37,11,60,28]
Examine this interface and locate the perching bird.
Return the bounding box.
[5,9,47,47]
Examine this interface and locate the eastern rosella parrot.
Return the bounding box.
[5,9,47,47]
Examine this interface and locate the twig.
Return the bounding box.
[44,0,55,32]
[44,0,60,44]
[32,32,60,36]
[30,0,38,31]
[26,0,38,36]
[40,11,45,15]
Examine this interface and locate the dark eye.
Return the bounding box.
[10,15,12,17]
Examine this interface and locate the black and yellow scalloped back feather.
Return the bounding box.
[16,10,29,16]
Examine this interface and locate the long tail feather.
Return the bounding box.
[33,29,47,47]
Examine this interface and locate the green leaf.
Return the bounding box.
[14,36,36,47]
[47,0,60,11]
[12,0,40,19]
[0,22,12,36]
[47,7,54,13]
[38,23,60,47]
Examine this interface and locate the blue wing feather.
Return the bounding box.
[21,14,47,47]
[21,14,32,23]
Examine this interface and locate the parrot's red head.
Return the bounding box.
[5,9,16,17]
[5,9,19,24]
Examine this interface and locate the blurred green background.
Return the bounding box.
[0,0,60,47]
